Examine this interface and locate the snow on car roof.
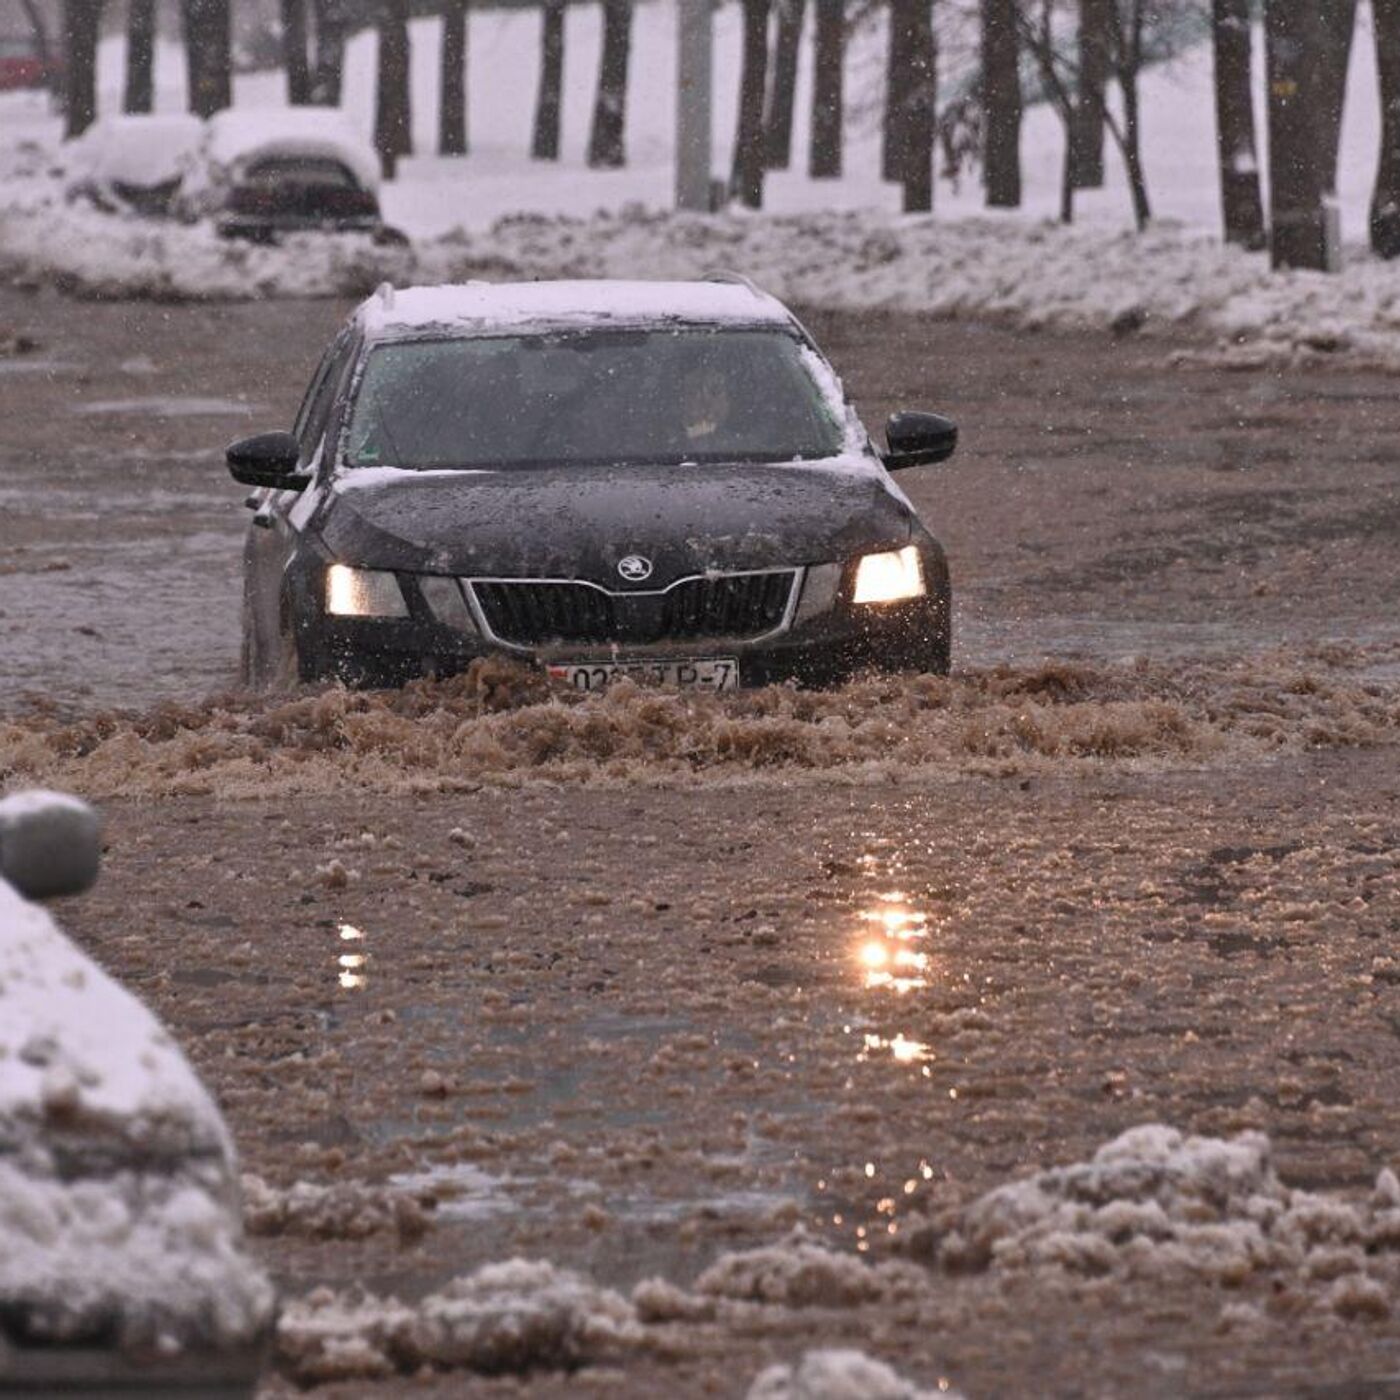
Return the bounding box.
[66,112,205,189]
[0,873,230,1162]
[204,106,381,192]
[358,279,795,339]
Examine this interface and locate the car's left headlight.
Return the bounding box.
[326,563,408,618]
[852,545,926,605]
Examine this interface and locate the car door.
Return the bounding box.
[243,327,358,677]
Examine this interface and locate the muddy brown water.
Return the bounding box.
[1,290,1398,711]
[3,288,1400,1396]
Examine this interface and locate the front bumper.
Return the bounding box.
[292,555,951,690]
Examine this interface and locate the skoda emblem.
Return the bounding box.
[617,554,653,583]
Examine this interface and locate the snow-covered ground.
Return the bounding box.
[1,5,1397,364]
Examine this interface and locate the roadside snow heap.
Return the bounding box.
[940,1124,1399,1321]
[0,793,274,1383]
[748,1349,957,1400]
[278,1259,640,1384]
[6,120,1400,365]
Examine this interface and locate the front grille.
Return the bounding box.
[470,572,796,648]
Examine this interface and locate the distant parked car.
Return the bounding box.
[178,108,403,244]
[66,107,403,244]
[0,32,54,92]
[0,790,273,1398]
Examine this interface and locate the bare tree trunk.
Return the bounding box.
[883,0,911,181]
[765,0,805,169]
[981,0,1021,207]
[532,0,566,159]
[1373,0,1400,255]
[809,0,843,176]
[903,0,936,211]
[1266,0,1329,269]
[19,0,53,83]
[885,0,935,207]
[375,0,413,179]
[1019,0,1074,223]
[63,0,103,138]
[1316,0,1358,195]
[1212,0,1265,247]
[1071,0,1111,187]
[732,0,770,204]
[181,0,232,117]
[124,0,156,113]
[440,0,469,155]
[588,0,632,168]
[1113,0,1150,229]
[311,0,349,105]
[282,0,312,104]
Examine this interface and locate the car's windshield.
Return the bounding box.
[243,157,358,189]
[343,327,845,471]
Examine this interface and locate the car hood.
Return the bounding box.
[315,459,912,585]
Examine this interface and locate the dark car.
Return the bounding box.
[177,108,401,244]
[227,278,958,692]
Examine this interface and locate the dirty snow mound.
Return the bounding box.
[696,1231,923,1307]
[748,1348,953,1400]
[278,1259,640,1383]
[241,1172,433,1242]
[0,1159,275,1351]
[942,1125,1400,1317]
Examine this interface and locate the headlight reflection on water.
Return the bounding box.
[337,922,369,990]
[854,894,932,994]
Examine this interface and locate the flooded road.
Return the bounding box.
[2,289,1399,711]
[3,288,1400,1396]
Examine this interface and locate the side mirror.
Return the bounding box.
[883,411,958,470]
[0,790,102,900]
[227,431,309,491]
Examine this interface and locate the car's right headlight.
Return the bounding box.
[325,563,408,618]
[852,546,926,605]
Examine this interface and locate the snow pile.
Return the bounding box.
[941,1124,1400,1317]
[65,113,205,209]
[0,197,410,301]
[748,1349,955,1400]
[0,1159,276,1351]
[276,1243,927,1384]
[8,134,1400,364]
[0,876,274,1352]
[241,1172,434,1243]
[277,1259,640,1384]
[425,208,1400,369]
[695,1231,924,1307]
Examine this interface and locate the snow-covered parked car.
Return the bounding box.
[177,108,402,244]
[0,791,273,1397]
[65,114,206,216]
[66,107,402,245]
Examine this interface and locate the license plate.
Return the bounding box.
[547,658,740,692]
